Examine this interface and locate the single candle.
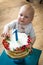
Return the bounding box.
[13,29,18,41]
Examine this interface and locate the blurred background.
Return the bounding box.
[0,0,43,65]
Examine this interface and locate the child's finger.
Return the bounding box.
[1,33,5,37]
[6,33,10,38]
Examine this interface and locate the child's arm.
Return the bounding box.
[27,24,36,49]
[1,24,10,37]
[30,24,36,45]
[1,20,16,37]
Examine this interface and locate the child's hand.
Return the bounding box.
[1,33,10,38]
[29,44,33,52]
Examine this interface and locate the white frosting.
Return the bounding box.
[8,32,28,51]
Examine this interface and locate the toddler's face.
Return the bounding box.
[18,7,34,25]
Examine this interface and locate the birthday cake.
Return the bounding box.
[2,30,32,59]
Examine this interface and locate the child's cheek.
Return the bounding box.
[18,17,21,22]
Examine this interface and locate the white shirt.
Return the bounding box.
[3,19,35,38]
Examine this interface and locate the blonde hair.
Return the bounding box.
[20,4,35,21]
[21,4,34,13]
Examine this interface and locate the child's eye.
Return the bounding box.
[25,16,29,18]
[20,14,23,16]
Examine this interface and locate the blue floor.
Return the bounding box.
[0,48,42,65]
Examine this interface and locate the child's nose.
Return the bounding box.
[21,16,24,20]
